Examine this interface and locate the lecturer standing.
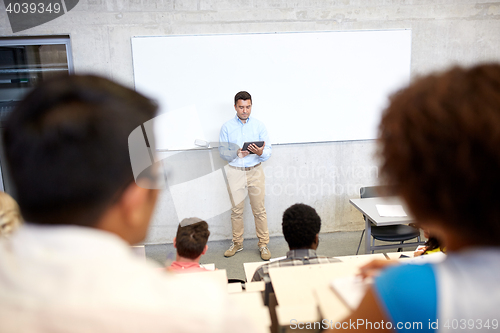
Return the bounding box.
[219,91,272,260]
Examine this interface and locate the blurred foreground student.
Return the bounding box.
[0,191,22,237]
[333,64,500,332]
[168,218,211,273]
[0,75,255,333]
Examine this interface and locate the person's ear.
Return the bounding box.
[95,183,157,245]
[201,244,208,255]
[173,237,177,249]
[312,234,319,249]
[120,183,151,228]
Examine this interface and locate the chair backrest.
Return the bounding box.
[360,185,396,199]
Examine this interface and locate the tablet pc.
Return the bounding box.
[242,141,264,154]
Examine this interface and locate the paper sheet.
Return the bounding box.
[330,276,372,310]
[376,204,407,217]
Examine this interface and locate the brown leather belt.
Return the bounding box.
[229,163,261,171]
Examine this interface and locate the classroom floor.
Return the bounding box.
[145,230,421,281]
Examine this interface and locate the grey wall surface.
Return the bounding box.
[1,1,499,244]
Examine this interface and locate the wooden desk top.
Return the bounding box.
[270,262,355,324]
[269,253,388,324]
[349,196,414,226]
[174,268,228,288]
[228,291,271,333]
[243,261,266,282]
[334,253,387,265]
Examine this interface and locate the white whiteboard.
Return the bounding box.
[132,30,411,149]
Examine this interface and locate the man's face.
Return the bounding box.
[234,99,252,121]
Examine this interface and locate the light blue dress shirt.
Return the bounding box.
[219,115,271,167]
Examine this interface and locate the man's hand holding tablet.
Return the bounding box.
[242,141,265,156]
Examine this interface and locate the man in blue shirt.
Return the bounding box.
[219,91,272,260]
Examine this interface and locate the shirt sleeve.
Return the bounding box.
[258,122,271,162]
[251,268,264,282]
[219,124,238,162]
[373,263,437,332]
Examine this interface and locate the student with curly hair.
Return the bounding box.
[334,64,500,332]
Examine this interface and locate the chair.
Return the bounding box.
[356,186,421,254]
[228,278,246,290]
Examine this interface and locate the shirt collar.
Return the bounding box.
[170,261,202,269]
[286,249,318,259]
[234,115,251,124]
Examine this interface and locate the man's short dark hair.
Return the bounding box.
[378,64,500,245]
[234,91,252,105]
[282,203,321,249]
[175,221,210,259]
[3,75,157,226]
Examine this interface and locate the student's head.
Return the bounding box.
[378,63,500,247]
[3,75,158,242]
[282,203,321,250]
[0,191,22,237]
[174,218,210,260]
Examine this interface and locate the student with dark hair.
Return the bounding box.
[0,75,255,333]
[168,217,211,273]
[414,228,444,257]
[334,64,500,332]
[251,203,340,282]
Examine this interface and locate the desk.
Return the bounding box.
[275,303,321,333]
[243,261,266,282]
[227,282,243,293]
[200,263,215,270]
[269,252,433,330]
[245,281,265,292]
[269,262,356,326]
[174,269,228,289]
[269,253,396,329]
[385,251,415,260]
[334,253,386,265]
[228,292,272,333]
[349,196,424,253]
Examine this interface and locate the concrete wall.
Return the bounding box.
[1,1,499,244]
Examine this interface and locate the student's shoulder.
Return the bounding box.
[372,263,438,329]
[252,259,288,281]
[373,262,437,307]
[377,262,436,284]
